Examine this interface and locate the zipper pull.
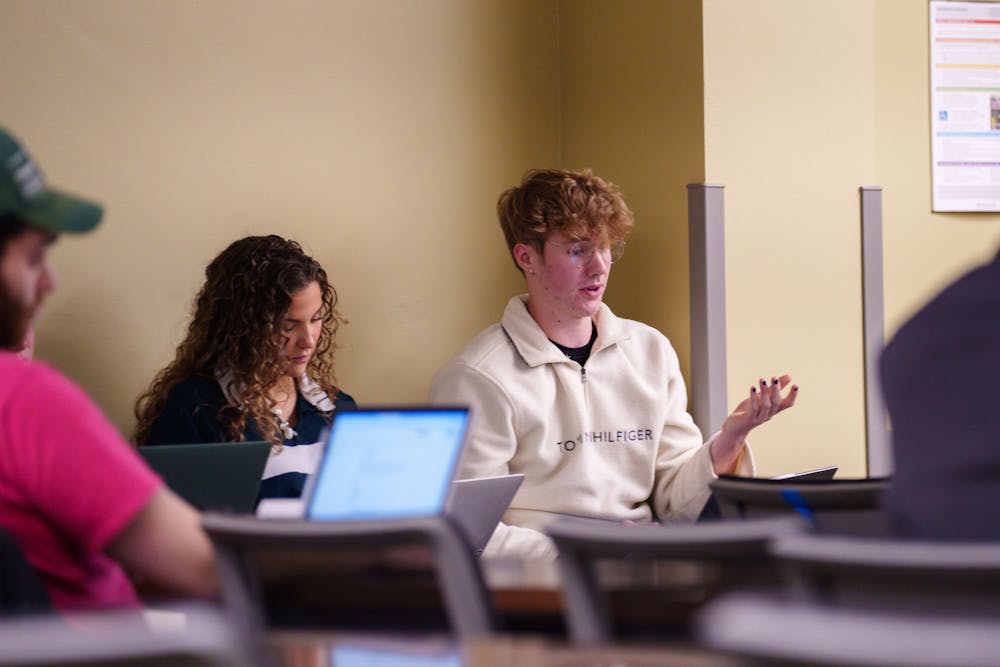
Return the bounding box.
[581,367,588,384]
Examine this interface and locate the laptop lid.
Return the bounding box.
[305,407,470,522]
[137,441,270,513]
[445,474,524,555]
[770,466,838,482]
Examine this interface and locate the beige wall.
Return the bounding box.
[702,0,1000,477]
[559,0,1000,480]
[559,0,705,382]
[875,0,1000,335]
[5,0,997,472]
[1,0,557,435]
[703,0,877,476]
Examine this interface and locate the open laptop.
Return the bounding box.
[137,441,271,513]
[701,466,839,520]
[770,466,838,481]
[717,466,839,483]
[445,474,524,555]
[304,407,469,522]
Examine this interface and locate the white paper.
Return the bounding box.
[930,0,1000,211]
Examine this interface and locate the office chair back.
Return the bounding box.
[546,515,805,645]
[709,477,890,536]
[202,513,496,638]
[771,532,1000,616]
[0,603,245,667]
[0,526,51,616]
[698,591,1000,667]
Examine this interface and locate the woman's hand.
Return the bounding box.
[710,374,799,474]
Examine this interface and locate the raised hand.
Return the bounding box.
[710,374,798,474]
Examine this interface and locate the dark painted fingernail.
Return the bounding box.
[760,379,766,386]
[771,377,778,385]
[751,387,757,393]
[792,385,799,391]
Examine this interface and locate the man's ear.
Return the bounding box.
[512,242,535,275]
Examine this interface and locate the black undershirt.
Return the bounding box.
[550,322,598,366]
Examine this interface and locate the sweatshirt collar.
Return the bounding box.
[500,294,630,367]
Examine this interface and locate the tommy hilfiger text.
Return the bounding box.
[556,428,654,452]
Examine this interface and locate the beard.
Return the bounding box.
[0,279,32,351]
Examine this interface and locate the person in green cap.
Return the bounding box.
[0,127,218,610]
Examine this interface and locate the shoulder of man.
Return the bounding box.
[0,354,86,405]
[440,322,511,370]
[600,311,675,349]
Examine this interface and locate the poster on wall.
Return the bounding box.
[930,0,1000,211]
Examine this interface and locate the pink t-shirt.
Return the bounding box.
[0,353,161,610]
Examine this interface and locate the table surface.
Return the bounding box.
[256,550,729,636]
[483,554,725,632]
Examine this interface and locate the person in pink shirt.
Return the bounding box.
[13,324,33,359]
[0,127,217,610]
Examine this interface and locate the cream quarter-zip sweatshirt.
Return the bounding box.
[431,295,754,560]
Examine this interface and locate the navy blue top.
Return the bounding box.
[144,375,356,498]
[880,249,1000,540]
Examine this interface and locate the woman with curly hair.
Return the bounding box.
[134,235,355,498]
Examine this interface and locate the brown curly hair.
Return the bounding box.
[133,235,346,446]
[497,168,635,273]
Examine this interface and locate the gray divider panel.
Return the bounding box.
[860,186,891,476]
[687,183,728,439]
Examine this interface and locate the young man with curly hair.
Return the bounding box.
[0,127,217,609]
[431,169,798,560]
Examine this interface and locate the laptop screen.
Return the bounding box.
[306,407,469,521]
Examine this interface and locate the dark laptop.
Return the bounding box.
[770,466,838,481]
[701,466,839,520]
[716,466,839,483]
[304,407,469,522]
[137,441,271,513]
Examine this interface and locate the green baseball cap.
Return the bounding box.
[0,127,103,233]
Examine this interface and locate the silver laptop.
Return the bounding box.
[304,407,470,522]
[260,468,521,557]
[445,474,524,556]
